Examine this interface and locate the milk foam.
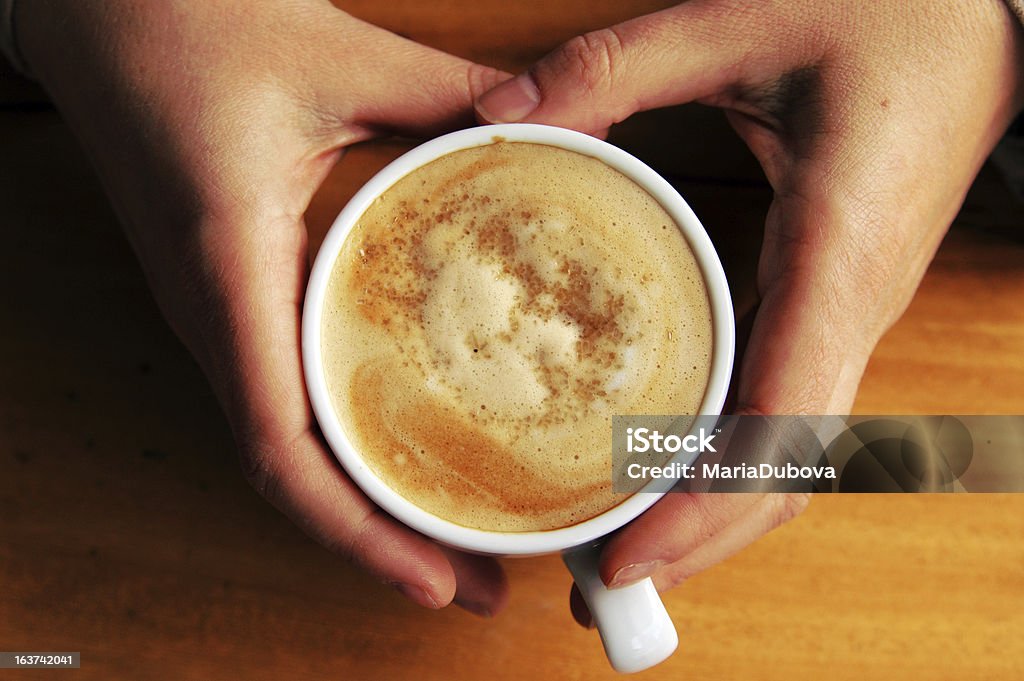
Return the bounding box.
[322,141,712,531]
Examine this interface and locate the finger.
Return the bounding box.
[721,7,1022,418]
[569,494,810,617]
[650,493,811,592]
[316,12,511,140]
[568,583,594,629]
[732,138,951,419]
[242,429,456,609]
[656,153,920,596]
[441,547,510,618]
[598,493,764,588]
[571,494,809,621]
[190,214,466,610]
[473,3,793,133]
[722,304,758,414]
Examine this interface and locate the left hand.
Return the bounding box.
[18,0,512,617]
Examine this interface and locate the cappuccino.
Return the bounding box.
[321,140,711,532]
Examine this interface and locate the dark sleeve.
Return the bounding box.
[991,117,1024,204]
[995,2,1024,202]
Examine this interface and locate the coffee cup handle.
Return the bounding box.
[562,542,678,673]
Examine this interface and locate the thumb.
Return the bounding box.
[321,14,511,138]
[473,4,756,133]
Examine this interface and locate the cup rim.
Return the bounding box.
[302,123,735,556]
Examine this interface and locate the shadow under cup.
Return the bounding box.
[302,123,735,673]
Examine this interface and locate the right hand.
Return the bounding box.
[17,0,511,617]
[474,0,1024,625]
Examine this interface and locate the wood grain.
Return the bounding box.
[2,2,1023,679]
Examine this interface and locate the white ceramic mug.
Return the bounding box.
[302,123,735,674]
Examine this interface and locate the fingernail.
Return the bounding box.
[392,582,440,609]
[608,560,664,588]
[457,599,493,618]
[475,73,541,123]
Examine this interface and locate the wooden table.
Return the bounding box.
[2,2,1022,679]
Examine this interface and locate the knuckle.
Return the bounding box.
[766,186,910,353]
[464,62,507,100]
[328,509,379,569]
[654,563,690,593]
[237,433,302,506]
[558,28,626,97]
[819,198,910,345]
[768,492,812,527]
[237,432,384,574]
[682,493,730,546]
[240,445,282,502]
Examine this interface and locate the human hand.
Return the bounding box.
[474,0,1024,624]
[18,0,510,616]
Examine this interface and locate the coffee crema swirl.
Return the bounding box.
[321,141,712,532]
